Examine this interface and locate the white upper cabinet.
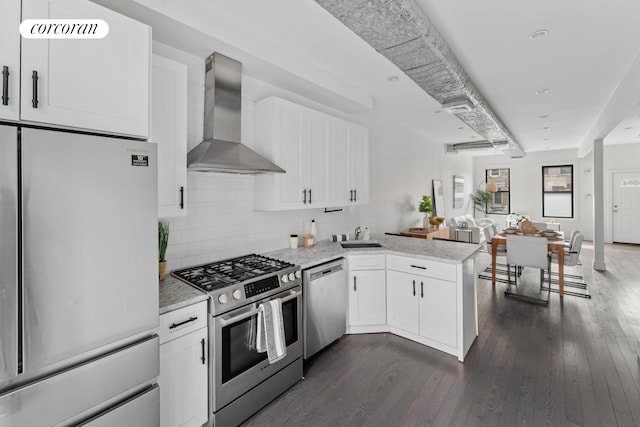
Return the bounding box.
[331,117,369,206]
[254,96,368,210]
[254,97,331,210]
[19,0,150,137]
[0,0,20,121]
[152,54,187,218]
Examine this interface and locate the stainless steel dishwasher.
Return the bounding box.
[303,258,348,359]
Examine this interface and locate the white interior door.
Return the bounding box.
[612,171,640,244]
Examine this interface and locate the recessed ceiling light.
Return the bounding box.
[624,126,633,130]
[470,135,477,138]
[529,30,549,39]
[539,114,549,119]
[434,110,443,114]
[544,138,550,141]
[536,89,550,95]
[542,126,550,130]
[457,127,464,130]
[387,75,399,82]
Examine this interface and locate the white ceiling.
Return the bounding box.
[98,0,640,154]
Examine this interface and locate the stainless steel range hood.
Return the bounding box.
[187,53,285,174]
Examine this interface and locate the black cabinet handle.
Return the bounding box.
[349,189,353,202]
[421,281,424,298]
[308,188,312,204]
[410,264,426,270]
[31,70,38,108]
[354,189,357,202]
[169,316,197,329]
[200,338,206,364]
[2,66,9,106]
[303,189,307,204]
[179,186,184,209]
[412,279,416,296]
[353,276,357,291]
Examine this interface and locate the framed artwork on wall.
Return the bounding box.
[453,175,464,209]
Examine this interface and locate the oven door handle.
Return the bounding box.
[218,290,301,326]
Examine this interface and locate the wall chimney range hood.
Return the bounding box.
[187,53,285,174]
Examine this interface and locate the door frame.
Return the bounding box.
[608,168,640,244]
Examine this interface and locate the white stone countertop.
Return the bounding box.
[159,275,209,315]
[263,233,480,269]
[159,233,480,313]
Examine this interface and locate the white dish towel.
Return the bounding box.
[256,299,287,364]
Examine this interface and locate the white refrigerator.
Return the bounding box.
[0,125,159,426]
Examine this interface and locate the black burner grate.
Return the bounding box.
[172,254,294,292]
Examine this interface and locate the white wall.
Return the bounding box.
[473,149,588,237]
[470,142,640,243]
[359,120,473,232]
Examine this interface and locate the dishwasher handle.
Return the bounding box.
[306,259,345,281]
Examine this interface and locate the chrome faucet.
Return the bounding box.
[354,226,362,241]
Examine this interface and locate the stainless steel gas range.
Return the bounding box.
[172,254,303,427]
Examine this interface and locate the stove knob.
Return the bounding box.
[218,294,228,304]
[281,274,289,283]
[288,273,296,281]
[232,289,242,300]
[294,270,302,279]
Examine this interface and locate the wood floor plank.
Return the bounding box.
[241,244,640,427]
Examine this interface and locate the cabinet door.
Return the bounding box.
[275,100,305,207]
[21,0,150,137]
[152,54,187,218]
[159,328,208,427]
[349,270,386,326]
[419,277,457,347]
[0,0,20,121]
[386,270,419,335]
[304,111,331,207]
[331,117,352,205]
[349,123,369,205]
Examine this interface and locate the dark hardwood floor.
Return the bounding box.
[242,243,640,427]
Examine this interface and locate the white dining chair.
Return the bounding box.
[505,234,552,304]
[484,226,507,259]
[553,231,583,267]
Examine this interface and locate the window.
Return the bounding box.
[542,165,573,218]
[485,168,510,215]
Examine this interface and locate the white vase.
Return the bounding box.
[423,215,430,229]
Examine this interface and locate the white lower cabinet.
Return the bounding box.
[386,270,420,335]
[158,301,208,427]
[348,255,386,332]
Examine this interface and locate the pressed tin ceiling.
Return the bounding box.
[315,0,526,157]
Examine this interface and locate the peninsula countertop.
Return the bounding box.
[159,233,480,312]
[263,233,480,269]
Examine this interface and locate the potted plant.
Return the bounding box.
[159,221,170,281]
[473,189,492,217]
[418,195,434,229]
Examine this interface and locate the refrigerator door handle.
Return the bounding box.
[2,65,9,105]
[31,71,39,108]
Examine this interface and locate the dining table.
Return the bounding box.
[491,230,566,297]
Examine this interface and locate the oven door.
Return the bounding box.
[211,286,302,411]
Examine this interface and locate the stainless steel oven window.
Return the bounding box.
[221,297,299,383]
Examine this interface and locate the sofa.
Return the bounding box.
[446,214,496,244]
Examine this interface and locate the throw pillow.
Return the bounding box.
[465,217,477,228]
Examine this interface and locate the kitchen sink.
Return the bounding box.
[340,242,383,249]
